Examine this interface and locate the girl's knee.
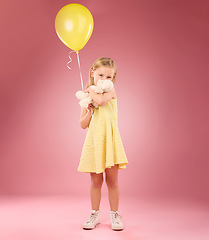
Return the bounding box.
[91,179,103,188]
[91,173,103,188]
[105,178,118,189]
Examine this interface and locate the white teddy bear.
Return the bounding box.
[75,79,114,109]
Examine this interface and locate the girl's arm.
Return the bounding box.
[87,87,115,106]
[79,107,93,129]
[87,88,103,105]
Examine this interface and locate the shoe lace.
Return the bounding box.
[87,211,98,223]
[112,211,123,224]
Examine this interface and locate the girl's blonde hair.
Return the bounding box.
[84,57,117,90]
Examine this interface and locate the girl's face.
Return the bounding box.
[91,66,115,85]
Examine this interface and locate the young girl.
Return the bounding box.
[78,57,128,231]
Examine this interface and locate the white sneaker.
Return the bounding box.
[110,210,124,230]
[82,210,100,230]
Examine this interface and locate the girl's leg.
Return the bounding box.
[105,164,119,211]
[90,172,103,210]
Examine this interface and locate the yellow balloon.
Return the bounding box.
[55,3,94,51]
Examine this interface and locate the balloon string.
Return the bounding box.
[67,50,76,70]
[66,50,84,92]
[76,51,84,91]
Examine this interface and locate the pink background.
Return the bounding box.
[0,0,209,207]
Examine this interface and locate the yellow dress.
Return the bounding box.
[77,98,128,174]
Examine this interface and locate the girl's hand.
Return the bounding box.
[87,103,95,114]
[85,87,94,93]
[85,87,90,93]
